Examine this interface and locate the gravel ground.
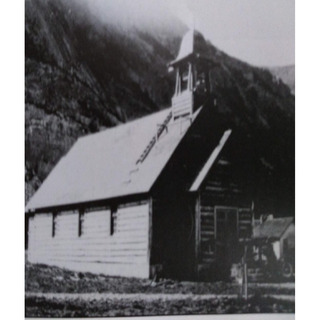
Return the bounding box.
[25,263,295,317]
[26,292,294,303]
[25,295,295,317]
[25,263,295,295]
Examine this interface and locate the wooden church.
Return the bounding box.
[26,30,254,280]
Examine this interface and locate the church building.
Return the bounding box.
[26,30,254,280]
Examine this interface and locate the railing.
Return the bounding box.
[136,112,172,165]
[171,90,193,120]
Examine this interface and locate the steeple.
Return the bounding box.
[169,30,214,120]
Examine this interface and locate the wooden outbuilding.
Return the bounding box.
[253,217,295,262]
[26,30,254,280]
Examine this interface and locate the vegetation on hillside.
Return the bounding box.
[25,0,183,200]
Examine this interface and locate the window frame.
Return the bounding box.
[110,205,117,236]
[78,209,85,237]
[52,212,58,237]
[214,206,239,239]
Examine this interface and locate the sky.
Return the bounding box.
[180,0,295,67]
[82,0,295,67]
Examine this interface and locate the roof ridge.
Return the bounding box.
[78,108,171,141]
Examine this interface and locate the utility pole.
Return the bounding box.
[243,244,248,300]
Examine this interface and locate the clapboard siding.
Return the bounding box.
[27,201,150,278]
[32,242,148,252]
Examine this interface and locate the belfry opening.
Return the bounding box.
[169,30,215,120]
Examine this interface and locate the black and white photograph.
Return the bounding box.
[23,0,295,318]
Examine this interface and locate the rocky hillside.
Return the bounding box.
[269,65,295,94]
[25,0,294,216]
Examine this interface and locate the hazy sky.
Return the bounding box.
[82,0,295,67]
[181,0,295,67]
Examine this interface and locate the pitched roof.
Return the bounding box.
[169,30,211,67]
[26,108,202,211]
[189,129,232,191]
[253,217,294,240]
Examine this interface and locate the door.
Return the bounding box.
[215,207,239,277]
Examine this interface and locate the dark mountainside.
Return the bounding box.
[269,65,295,94]
[25,0,294,216]
[25,0,185,200]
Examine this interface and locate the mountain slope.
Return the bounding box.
[25,0,294,216]
[269,65,295,94]
[25,0,185,200]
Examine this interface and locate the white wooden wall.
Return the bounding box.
[28,201,150,278]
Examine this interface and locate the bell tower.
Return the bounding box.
[169,30,214,121]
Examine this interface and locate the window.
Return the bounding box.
[215,207,238,241]
[78,209,84,237]
[181,70,189,91]
[110,206,117,235]
[52,212,57,237]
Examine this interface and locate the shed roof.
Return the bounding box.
[253,217,294,240]
[26,108,201,211]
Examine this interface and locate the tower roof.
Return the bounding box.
[169,30,211,67]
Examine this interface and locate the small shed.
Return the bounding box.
[26,30,255,280]
[253,217,295,261]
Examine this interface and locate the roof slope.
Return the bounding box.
[26,108,201,211]
[189,129,232,192]
[253,217,294,240]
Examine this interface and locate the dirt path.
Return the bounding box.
[249,283,295,289]
[26,292,294,302]
[26,292,238,301]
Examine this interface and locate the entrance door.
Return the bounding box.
[215,207,239,277]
